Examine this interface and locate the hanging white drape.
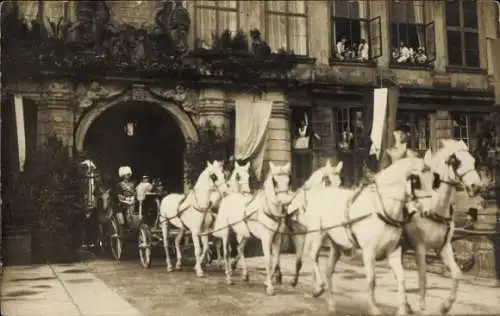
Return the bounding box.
[370,88,388,160]
[234,99,273,180]
[412,0,425,48]
[14,95,26,171]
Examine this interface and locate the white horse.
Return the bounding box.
[305,156,435,315]
[403,139,483,314]
[159,160,228,277]
[212,162,292,295]
[284,159,343,287]
[213,161,253,264]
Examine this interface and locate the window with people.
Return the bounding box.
[395,111,430,154]
[446,0,479,68]
[330,0,381,63]
[390,0,435,66]
[265,1,308,55]
[336,107,365,152]
[451,112,485,151]
[194,0,239,49]
[291,107,314,189]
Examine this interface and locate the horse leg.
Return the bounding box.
[439,242,462,314]
[216,238,223,265]
[237,235,249,282]
[291,234,305,287]
[325,241,342,313]
[199,234,210,268]
[174,228,184,270]
[192,231,204,277]
[309,232,326,298]
[160,219,173,272]
[271,232,283,287]
[415,244,428,313]
[388,246,412,316]
[261,233,275,295]
[362,249,381,315]
[222,230,233,285]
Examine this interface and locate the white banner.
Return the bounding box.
[14,95,26,171]
[370,88,388,159]
[234,100,273,180]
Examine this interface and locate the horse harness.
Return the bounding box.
[344,177,428,249]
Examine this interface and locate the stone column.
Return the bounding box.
[37,86,75,154]
[434,110,453,146]
[262,91,291,177]
[198,89,232,134]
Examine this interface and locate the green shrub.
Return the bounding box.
[6,137,86,263]
[184,121,234,187]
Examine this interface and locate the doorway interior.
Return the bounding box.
[83,101,185,193]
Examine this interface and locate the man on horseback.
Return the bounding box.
[116,166,136,227]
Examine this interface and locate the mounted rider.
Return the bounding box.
[116,166,136,227]
[348,127,414,206]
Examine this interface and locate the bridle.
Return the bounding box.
[435,150,477,191]
[233,171,252,195]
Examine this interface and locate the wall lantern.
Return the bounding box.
[125,122,136,137]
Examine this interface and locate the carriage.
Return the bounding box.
[80,161,218,267]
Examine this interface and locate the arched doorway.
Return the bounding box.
[83,101,185,192]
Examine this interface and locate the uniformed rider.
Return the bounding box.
[136,175,153,216]
[116,166,136,227]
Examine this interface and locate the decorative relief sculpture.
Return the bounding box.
[76,82,123,108]
[150,85,198,116]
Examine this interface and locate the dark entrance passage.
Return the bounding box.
[83,101,185,193]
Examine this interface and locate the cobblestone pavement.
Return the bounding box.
[86,252,500,316]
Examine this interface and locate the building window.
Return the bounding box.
[336,108,365,152]
[265,1,308,55]
[446,0,479,68]
[451,112,484,151]
[396,111,430,153]
[194,0,238,49]
[335,107,365,187]
[330,0,382,63]
[291,108,313,189]
[390,0,436,66]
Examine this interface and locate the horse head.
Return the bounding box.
[265,162,292,215]
[202,160,229,202]
[424,139,482,197]
[229,161,252,194]
[378,157,434,218]
[310,159,343,189]
[287,160,343,216]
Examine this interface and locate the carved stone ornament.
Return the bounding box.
[150,85,198,115]
[76,81,123,108]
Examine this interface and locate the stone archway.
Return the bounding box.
[74,86,198,191]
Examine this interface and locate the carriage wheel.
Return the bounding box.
[109,218,123,261]
[138,224,152,269]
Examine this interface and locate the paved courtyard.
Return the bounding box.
[2,253,500,316]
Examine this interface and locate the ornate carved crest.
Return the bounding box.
[76,82,123,108]
[150,85,198,116]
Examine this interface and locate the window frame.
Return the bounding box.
[388,0,436,67]
[445,0,480,68]
[264,1,309,56]
[395,110,431,154]
[329,0,382,64]
[193,0,240,46]
[450,112,485,151]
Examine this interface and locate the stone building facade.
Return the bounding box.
[3,0,500,189]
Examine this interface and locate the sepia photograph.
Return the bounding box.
[1,0,500,315]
